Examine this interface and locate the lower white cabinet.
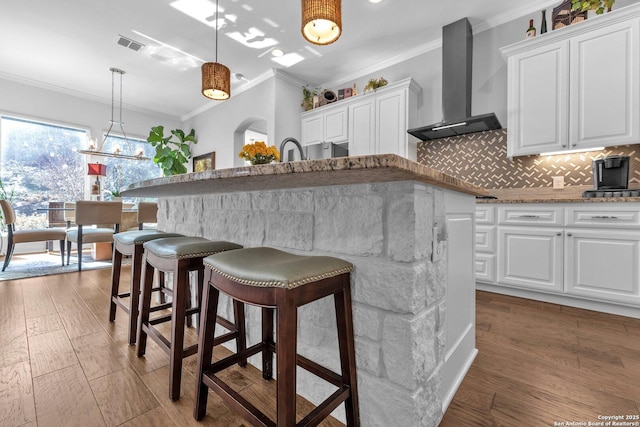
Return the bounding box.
[565,229,640,305]
[476,202,640,312]
[498,227,564,293]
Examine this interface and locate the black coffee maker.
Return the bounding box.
[592,155,630,190]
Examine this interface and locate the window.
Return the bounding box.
[0,115,86,229]
[98,134,162,200]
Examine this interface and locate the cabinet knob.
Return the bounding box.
[556,232,562,236]
[562,144,567,148]
[567,233,573,237]
[572,143,577,147]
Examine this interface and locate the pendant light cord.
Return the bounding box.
[215,0,219,63]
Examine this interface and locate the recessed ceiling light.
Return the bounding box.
[368,0,383,3]
[271,48,284,57]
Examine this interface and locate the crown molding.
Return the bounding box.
[0,70,180,121]
[323,0,562,89]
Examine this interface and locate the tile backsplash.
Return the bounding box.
[416,129,640,189]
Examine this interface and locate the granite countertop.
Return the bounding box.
[477,197,640,204]
[121,154,488,198]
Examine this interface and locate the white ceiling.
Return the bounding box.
[0,0,557,120]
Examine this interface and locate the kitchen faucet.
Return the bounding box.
[279,137,306,162]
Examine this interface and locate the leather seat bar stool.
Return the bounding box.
[194,247,360,427]
[109,230,183,345]
[137,236,244,401]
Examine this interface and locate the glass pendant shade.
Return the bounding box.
[202,62,230,100]
[301,0,342,45]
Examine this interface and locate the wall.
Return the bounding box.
[184,70,301,169]
[417,129,640,190]
[0,77,180,144]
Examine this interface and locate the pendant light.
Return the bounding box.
[201,0,230,100]
[301,0,342,45]
[78,67,149,160]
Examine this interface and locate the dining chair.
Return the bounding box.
[137,201,158,229]
[66,200,122,271]
[0,200,66,271]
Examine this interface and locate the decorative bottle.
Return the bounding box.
[526,19,536,38]
[540,10,548,34]
[353,83,358,96]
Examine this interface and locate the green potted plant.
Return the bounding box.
[301,85,319,111]
[571,0,615,14]
[363,77,388,93]
[147,126,197,176]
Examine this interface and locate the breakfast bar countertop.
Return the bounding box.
[121,154,488,198]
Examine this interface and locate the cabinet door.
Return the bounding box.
[506,41,569,157]
[476,253,496,284]
[349,99,375,156]
[565,229,640,305]
[301,115,323,145]
[570,20,640,149]
[498,227,564,292]
[324,107,348,143]
[376,90,408,158]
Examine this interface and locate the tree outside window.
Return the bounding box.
[0,116,85,229]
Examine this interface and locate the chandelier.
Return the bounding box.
[78,67,149,160]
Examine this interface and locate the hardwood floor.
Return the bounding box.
[1,266,638,427]
[442,291,640,426]
[0,266,344,427]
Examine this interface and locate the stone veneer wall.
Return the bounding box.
[157,181,447,426]
[417,129,640,188]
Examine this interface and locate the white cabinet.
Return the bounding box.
[570,20,640,149]
[302,78,421,160]
[497,226,564,292]
[503,41,569,155]
[565,229,640,305]
[349,98,375,156]
[475,202,640,313]
[301,106,348,146]
[501,5,640,157]
[475,206,496,284]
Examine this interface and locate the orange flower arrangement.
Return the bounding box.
[238,141,280,165]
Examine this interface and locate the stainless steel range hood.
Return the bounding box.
[408,18,501,141]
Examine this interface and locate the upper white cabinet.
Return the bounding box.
[501,5,640,157]
[301,106,348,146]
[301,78,421,160]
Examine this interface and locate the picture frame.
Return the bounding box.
[192,152,216,172]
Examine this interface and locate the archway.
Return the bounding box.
[233,117,268,167]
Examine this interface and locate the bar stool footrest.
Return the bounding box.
[203,374,275,427]
[208,342,263,374]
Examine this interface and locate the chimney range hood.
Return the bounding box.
[408,18,501,141]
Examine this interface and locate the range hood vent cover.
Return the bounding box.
[408,18,501,142]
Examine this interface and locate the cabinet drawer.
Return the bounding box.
[476,206,495,225]
[566,205,640,229]
[476,225,496,253]
[475,253,496,284]
[498,206,564,226]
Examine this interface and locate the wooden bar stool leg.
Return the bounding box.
[158,271,167,304]
[169,259,188,401]
[194,272,219,421]
[334,278,360,426]
[136,258,155,357]
[185,270,193,329]
[234,300,247,367]
[109,248,123,322]
[127,245,144,345]
[276,297,297,426]
[262,307,274,380]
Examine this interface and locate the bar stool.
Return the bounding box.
[109,230,183,344]
[194,247,360,427]
[137,236,244,401]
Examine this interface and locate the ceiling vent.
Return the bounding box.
[117,35,144,52]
